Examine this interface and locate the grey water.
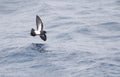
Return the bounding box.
[0,0,120,77]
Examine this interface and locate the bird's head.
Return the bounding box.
[30,28,36,36]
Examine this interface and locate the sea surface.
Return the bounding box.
[0,0,120,77]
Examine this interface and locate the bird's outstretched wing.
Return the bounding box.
[40,34,47,41]
[36,15,43,31]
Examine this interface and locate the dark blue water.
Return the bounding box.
[0,0,120,77]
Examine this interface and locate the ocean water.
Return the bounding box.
[0,0,120,77]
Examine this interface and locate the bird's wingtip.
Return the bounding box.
[36,15,39,17]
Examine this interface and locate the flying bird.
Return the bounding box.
[30,15,47,41]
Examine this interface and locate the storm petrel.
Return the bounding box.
[30,15,47,41]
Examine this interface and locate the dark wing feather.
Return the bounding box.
[40,34,47,41]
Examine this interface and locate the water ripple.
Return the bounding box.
[98,22,120,31]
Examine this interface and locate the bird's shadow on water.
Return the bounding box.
[30,43,48,53]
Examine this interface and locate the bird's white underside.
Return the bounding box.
[35,23,42,35]
[35,30,40,34]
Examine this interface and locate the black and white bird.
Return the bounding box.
[30,15,47,41]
